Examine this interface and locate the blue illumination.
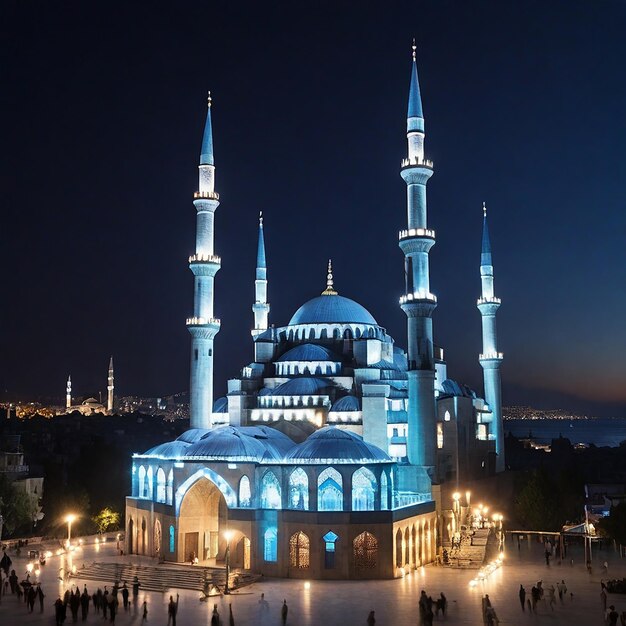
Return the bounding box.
[380,471,389,510]
[352,467,377,511]
[318,468,343,511]
[169,525,175,553]
[167,469,174,505]
[288,467,309,510]
[138,465,146,498]
[156,467,166,503]
[239,475,251,507]
[260,471,281,509]
[264,527,277,562]
[174,467,237,514]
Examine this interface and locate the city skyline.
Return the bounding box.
[2,1,625,417]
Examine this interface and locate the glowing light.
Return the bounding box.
[304,581,311,589]
[65,514,76,524]
[223,530,234,543]
[26,563,33,573]
[452,492,461,502]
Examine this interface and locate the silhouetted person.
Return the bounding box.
[27,585,36,612]
[132,577,140,600]
[55,597,66,626]
[167,594,179,626]
[281,599,288,625]
[36,584,45,612]
[211,604,220,626]
[121,583,129,610]
[367,610,376,625]
[519,585,526,611]
[0,551,12,576]
[142,600,148,622]
[81,588,90,620]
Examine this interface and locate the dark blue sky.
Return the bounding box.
[2,1,625,416]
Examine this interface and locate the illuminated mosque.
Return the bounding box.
[125,44,505,579]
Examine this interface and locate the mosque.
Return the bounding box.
[125,44,505,579]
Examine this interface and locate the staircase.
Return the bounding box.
[447,528,491,569]
[69,561,260,593]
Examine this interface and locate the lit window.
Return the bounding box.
[353,531,378,569]
[444,410,451,422]
[239,475,251,507]
[318,468,343,511]
[156,468,166,503]
[288,468,309,510]
[380,472,389,510]
[260,471,281,509]
[352,467,377,511]
[289,531,310,568]
[264,527,277,562]
[476,424,487,441]
[323,531,338,569]
[169,525,175,553]
[166,469,174,504]
[146,466,153,499]
[437,422,444,449]
[138,465,146,498]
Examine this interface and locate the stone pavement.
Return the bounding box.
[0,537,624,625]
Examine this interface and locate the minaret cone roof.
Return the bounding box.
[257,212,266,269]
[408,40,424,120]
[200,91,214,166]
[481,203,493,266]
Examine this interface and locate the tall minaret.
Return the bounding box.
[251,212,270,338]
[187,92,222,430]
[398,41,438,478]
[66,375,71,410]
[107,357,114,414]
[477,203,504,472]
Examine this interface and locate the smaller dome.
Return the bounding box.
[143,440,190,458]
[330,395,361,412]
[238,426,295,457]
[213,397,228,413]
[286,426,390,463]
[176,428,211,443]
[270,377,331,396]
[82,397,100,405]
[184,426,276,462]
[277,344,340,363]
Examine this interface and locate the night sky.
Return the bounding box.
[2,1,625,416]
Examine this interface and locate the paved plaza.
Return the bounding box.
[0,537,624,625]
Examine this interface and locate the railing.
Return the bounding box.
[189,253,221,264]
[399,291,437,304]
[477,296,501,305]
[186,317,221,326]
[479,352,503,360]
[401,156,434,168]
[193,191,220,200]
[399,228,436,240]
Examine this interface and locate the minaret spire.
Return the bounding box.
[66,375,71,410]
[107,357,114,414]
[477,204,504,471]
[187,92,222,429]
[398,41,437,488]
[321,259,337,295]
[252,211,270,338]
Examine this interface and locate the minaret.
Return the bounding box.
[66,375,71,410]
[107,357,114,414]
[251,212,270,338]
[477,203,504,472]
[187,92,222,430]
[398,41,437,478]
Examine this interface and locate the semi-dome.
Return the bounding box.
[184,426,276,461]
[270,377,331,396]
[277,344,340,362]
[330,395,361,412]
[289,294,377,326]
[286,426,391,463]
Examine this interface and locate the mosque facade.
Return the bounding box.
[125,45,504,579]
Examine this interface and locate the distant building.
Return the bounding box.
[61,358,114,415]
[126,44,505,578]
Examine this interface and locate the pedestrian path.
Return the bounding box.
[448,528,491,568]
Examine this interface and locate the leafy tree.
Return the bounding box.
[92,507,120,534]
[0,474,35,535]
[597,502,626,546]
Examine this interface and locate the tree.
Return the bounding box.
[0,474,35,535]
[92,507,120,534]
[597,502,626,547]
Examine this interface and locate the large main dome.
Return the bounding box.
[289,294,377,326]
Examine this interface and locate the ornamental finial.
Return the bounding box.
[483,201,487,216]
[412,38,416,61]
[321,258,338,295]
[259,210,263,226]
[207,90,212,108]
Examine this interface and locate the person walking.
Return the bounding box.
[55,597,66,626]
[36,584,45,612]
[438,592,447,617]
[366,610,376,626]
[80,588,90,621]
[281,599,288,625]
[557,580,567,603]
[132,577,140,601]
[547,584,556,610]
[142,600,148,622]
[121,583,129,610]
[167,594,179,626]
[519,585,526,611]
[608,605,619,626]
[108,595,117,624]
[210,604,220,626]
[102,588,108,620]
[27,585,36,612]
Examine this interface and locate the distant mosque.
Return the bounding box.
[126,43,505,579]
[61,357,115,415]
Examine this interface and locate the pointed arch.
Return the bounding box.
[174,467,237,514]
[239,475,251,507]
[138,465,147,498]
[145,466,154,500]
[156,467,166,503]
[166,469,174,504]
[260,470,281,509]
[380,471,389,510]
[288,467,309,510]
[264,527,277,562]
[318,467,343,511]
[289,531,310,568]
[354,531,378,569]
[352,467,377,511]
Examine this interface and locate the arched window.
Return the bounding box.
[156,468,166,503]
[169,525,175,553]
[354,531,378,569]
[138,466,146,498]
[145,466,153,499]
[318,468,343,511]
[352,467,377,511]
[288,468,309,510]
[289,531,310,568]
[395,528,403,568]
[239,475,252,507]
[323,530,338,569]
[444,410,451,422]
[260,471,281,509]
[166,469,174,504]
[154,519,162,554]
[380,471,389,510]
[264,527,277,562]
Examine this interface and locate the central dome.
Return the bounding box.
[289,294,377,326]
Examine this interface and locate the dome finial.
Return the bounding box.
[207,90,212,108]
[322,258,338,295]
[483,201,487,216]
[259,210,263,226]
[412,38,416,61]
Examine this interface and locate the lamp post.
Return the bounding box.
[65,514,76,549]
[452,492,461,533]
[223,530,233,595]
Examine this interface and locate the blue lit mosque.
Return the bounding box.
[125,44,505,579]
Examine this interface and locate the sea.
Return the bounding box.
[504,418,626,448]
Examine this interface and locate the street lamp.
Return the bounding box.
[223,530,233,595]
[65,514,77,548]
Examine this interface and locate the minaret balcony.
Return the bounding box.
[399,228,436,240]
[477,296,501,305]
[399,290,437,304]
[189,253,221,264]
[186,316,221,327]
[401,156,434,168]
[193,191,220,200]
[479,352,503,361]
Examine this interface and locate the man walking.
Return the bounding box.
[281,599,288,625]
[519,585,526,611]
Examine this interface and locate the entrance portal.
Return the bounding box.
[178,477,227,563]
